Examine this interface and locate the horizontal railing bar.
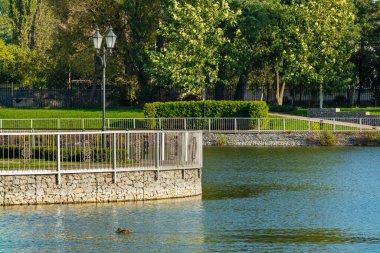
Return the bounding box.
[0,166,201,176]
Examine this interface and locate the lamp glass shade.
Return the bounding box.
[92,28,103,50]
[105,27,117,49]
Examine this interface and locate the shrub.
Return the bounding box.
[367,131,380,143]
[215,135,227,146]
[320,131,337,146]
[144,101,268,118]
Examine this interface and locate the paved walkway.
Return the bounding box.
[269,112,380,130]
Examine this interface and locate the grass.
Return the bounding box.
[340,107,380,115]
[0,107,145,119]
[0,158,135,169]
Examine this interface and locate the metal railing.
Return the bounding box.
[0,117,379,132]
[0,130,203,182]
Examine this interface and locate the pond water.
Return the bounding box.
[1,146,380,252]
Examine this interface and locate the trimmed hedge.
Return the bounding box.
[144,101,268,118]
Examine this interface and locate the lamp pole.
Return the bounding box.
[92,26,117,143]
[102,45,106,132]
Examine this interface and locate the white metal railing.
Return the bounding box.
[0,130,203,183]
[0,117,379,132]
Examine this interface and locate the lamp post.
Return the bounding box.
[92,26,117,135]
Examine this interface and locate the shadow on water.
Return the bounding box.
[207,228,380,245]
[203,183,331,200]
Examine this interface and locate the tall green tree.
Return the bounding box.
[285,0,360,108]
[149,0,238,99]
[352,0,380,105]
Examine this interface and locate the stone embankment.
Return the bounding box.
[203,132,379,146]
[0,169,201,206]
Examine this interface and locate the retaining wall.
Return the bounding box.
[0,169,202,206]
[203,132,380,146]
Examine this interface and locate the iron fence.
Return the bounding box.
[0,130,203,182]
[0,117,379,132]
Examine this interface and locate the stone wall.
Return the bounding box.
[0,169,202,206]
[203,132,379,146]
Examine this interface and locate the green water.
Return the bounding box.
[1,146,380,252]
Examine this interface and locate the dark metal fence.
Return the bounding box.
[206,86,380,108]
[1,85,379,108]
[0,86,116,107]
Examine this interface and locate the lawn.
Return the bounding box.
[340,107,380,115]
[0,107,145,119]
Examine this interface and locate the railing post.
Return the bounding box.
[159,118,162,129]
[359,118,362,132]
[57,134,61,185]
[308,119,311,132]
[333,119,336,132]
[0,119,2,129]
[112,133,117,183]
[108,119,110,129]
[126,132,130,158]
[185,132,188,162]
[258,118,261,132]
[57,119,61,129]
[133,119,136,129]
[283,118,286,132]
[208,118,211,132]
[234,118,237,132]
[30,119,33,129]
[81,119,84,129]
[184,118,187,130]
[161,132,165,161]
[155,132,160,180]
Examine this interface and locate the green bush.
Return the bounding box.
[215,135,227,146]
[320,131,337,146]
[144,101,268,118]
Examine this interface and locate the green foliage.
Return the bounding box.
[0,39,40,85]
[215,134,227,146]
[149,0,239,98]
[144,101,268,118]
[367,131,380,143]
[320,131,337,146]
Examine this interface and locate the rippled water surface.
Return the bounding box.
[1,146,380,252]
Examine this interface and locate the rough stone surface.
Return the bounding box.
[203,132,377,146]
[0,169,202,206]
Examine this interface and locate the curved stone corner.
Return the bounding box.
[0,168,202,206]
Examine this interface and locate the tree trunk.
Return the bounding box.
[275,71,286,106]
[234,70,248,100]
[319,84,323,108]
[137,69,151,103]
[356,40,364,106]
[29,0,42,49]
[214,81,225,100]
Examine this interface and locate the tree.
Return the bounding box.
[120,0,167,102]
[283,0,360,108]
[352,0,380,106]
[149,0,238,99]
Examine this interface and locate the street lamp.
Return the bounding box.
[92,26,117,133]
